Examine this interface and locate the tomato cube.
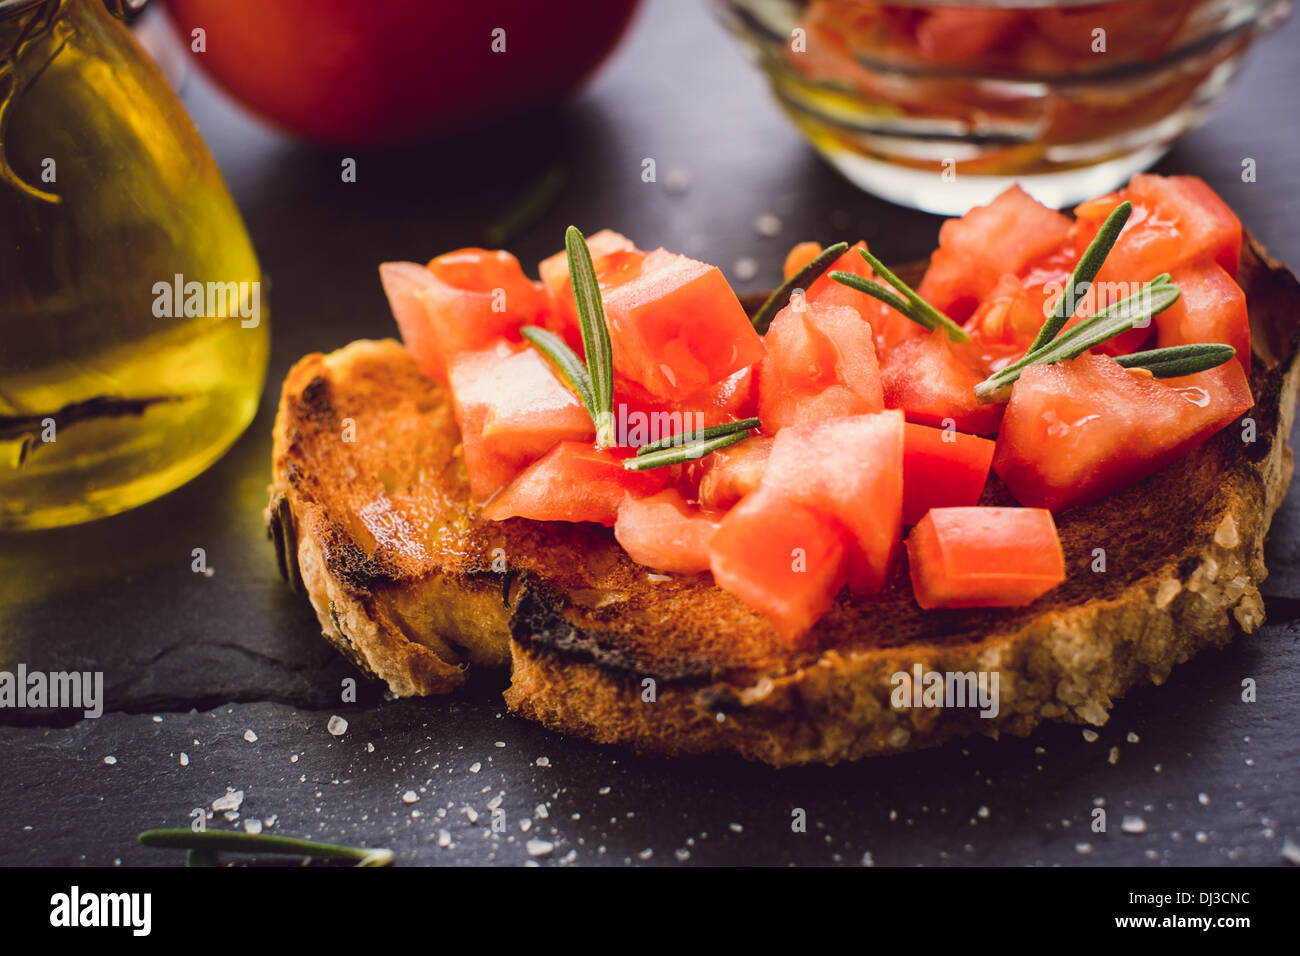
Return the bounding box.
[906,507,1065,609]
[709,494,848,639]
[993,352,1254,511]
[881,330,1004,435]
[602,249,766,400]
[760,411,904,592]
[614,489,720,575]
[757,299,884,433]
[380,248,548,383]
[805,241,924,354]
[448,340,594,502]
[918,185,1073,321]
[1156,261,1251,376]
[482,442,665,526]
[698,435,773,512]
[1073,174,1243,284]
[538,229,645,350]
[902,422,996,525]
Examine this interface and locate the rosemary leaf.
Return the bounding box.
[974,276,1182,403]
[1028,200,1133,352]
[566,226,616,447]
[828,271,912,318]
[624,430,754,471]
[857,247,970,342]
[750,242,848,334]
[1113,343,1237,378]
[138,828,394,866]
[521,325,596,416]
[634,417,761,456]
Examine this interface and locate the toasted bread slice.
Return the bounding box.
[269,238,1300,766]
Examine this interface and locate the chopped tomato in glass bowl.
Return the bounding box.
[713,0,1292,213]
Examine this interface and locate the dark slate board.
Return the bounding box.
[1,1,1297,866]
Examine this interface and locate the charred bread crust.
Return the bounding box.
[270,236,1300,764]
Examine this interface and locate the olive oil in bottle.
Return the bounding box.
[0,0,268,529]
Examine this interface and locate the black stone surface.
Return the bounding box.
[0,0,1297,867]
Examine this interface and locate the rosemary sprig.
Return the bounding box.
[831,247,970,342]
[974,274,1182,403]
[624,428,755,471]
[521,325,595,415]
[138,828,394,867]
[1113,343,1236,378]
[750,242,849,334]
[634,417,761,456]
[1029,200,1133,352]
[566,225,616,447]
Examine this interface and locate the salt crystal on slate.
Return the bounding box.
[402,791,419,805]
[1082,729,1099,743]
[526,839,554,857]
[243,730,258,743]
[212,789,244,812]
[103,756,117,765]
[326,715,348,736]
[243,819,262,835]
[1121,816,1147,834]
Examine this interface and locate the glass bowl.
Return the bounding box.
[714,0,1293,213]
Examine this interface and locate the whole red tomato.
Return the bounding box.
[163,0,642,146]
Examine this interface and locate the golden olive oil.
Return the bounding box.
[0,0,267,529]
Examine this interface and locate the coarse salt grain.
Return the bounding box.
[326,715,348,736]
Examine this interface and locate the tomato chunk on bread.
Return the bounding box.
[379,249,547,383]
[447,340,594,502]
[483,442,665,526]
[993,353,1253,511]
[906,507,1065,609]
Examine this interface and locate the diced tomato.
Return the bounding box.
[918,185,1074,321]
[805,241,924,354]
[447,341,594,502]
[784,241,823,280]
[902,422,996,525]
[601,248,766,400]
[906,507,1065,609]
[915,9,1026,64]
[1156,261,1251,376]
[616,366,757,447]
[482,442,665,526]
[614,489,720,575]
[965,272,1049,349]
[760,411,904,592]
[881,331,1004,435]
[757,299,884,433]
[993,352,1254,511]
[1072,174,1243,284]
[697,435,773,511]
[538,229,645,349]
[708,494,848,639]
[380,249,548,383]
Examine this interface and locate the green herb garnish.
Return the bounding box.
[1113,343,1237,378]
[974,274,1183,403]
[624,424,758,471]
[566,225,617,447]
[521,325,595,414]
[138,828,394,867]
[1028,200,1133,352]
[520,227,618,447]
[750,242,848,334]
[830,247,970,342]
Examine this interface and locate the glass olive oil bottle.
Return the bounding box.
[0,0,267,529]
